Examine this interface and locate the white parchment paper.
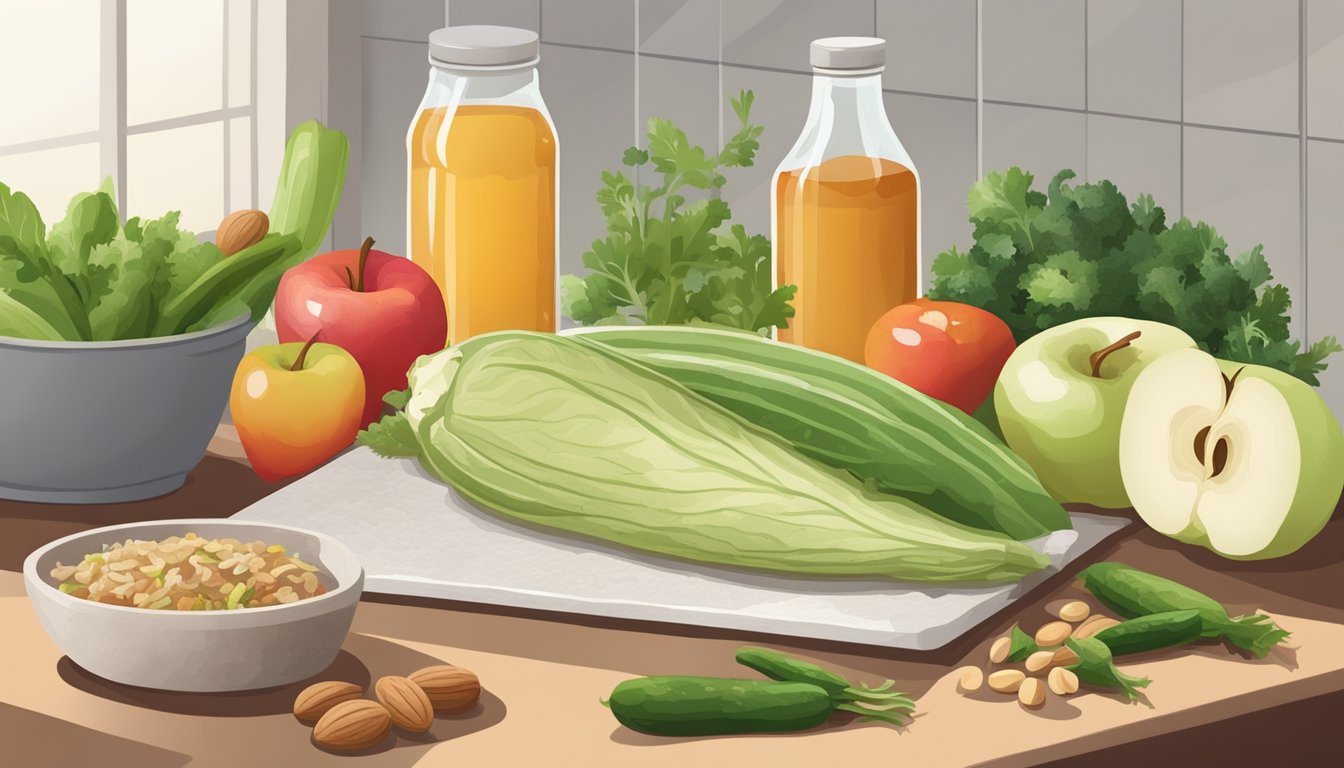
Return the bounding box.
[233,448,1129,649]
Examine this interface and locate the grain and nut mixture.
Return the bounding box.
[49,533,327,610]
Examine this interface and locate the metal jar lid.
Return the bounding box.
[428,25,539,68]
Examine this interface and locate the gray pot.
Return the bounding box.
[0,315,254,503]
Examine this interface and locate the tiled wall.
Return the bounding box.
[353,0,1344,418]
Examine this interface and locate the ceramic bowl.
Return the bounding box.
[23,519,364,692]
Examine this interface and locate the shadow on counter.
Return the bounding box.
[54,630,507,754]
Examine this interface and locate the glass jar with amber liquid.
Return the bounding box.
[772,37,919,362]
[408,26,558,342]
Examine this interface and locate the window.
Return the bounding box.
[0,0,262,234]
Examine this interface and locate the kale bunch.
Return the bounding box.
[929,168,1338,384]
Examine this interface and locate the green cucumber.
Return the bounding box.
[153,232,300,335]
[1078,563,1290,658]
[570,326,1070,540]
[734,647,914,711]
[735,647,854,697]
[604,677,836,736]
[1093,610,1202,656]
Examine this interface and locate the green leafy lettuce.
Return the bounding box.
[561,91,796,335]
[361,331,1049,583]
[929,168,1339,384]
[0,120,348,342]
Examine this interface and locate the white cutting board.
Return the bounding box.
[233,448,1129,649]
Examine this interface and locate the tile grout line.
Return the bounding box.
[976,0,983,178]
[115,0,127,217]
[718,0,724,151]
[1300,0,1310,344]
[221,0,230,218]
[985,98,1303,139]
[533,40,977,104]
[634,0,640,150]
[1179,0,1185,218]
[249,0,258,210]
[1083,0,1089,182]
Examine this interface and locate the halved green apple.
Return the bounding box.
[1119,348,1344,559]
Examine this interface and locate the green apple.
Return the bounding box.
[994,317,1197,508]
[1119,349,1344,559]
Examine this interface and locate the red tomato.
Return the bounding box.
[863,298,1016,413]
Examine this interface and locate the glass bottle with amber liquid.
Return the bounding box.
[772,37,919,362]
[408,26,558,342]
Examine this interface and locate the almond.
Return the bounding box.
[216,209,268,257]
[374,675,434,733]
[293,680,363,723]
[312,699,392,751]
[408,664,481,714]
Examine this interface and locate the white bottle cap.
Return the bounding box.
[428,25,539,69]
[810,37,886,74]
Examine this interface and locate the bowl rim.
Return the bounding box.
[23,518,364,617]
[0,312,252,351]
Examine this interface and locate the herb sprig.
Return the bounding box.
[561,90,796,334]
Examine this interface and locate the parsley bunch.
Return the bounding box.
[929,168,1339,384]
[561,91,796,334]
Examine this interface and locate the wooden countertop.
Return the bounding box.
[2,454,1342,768]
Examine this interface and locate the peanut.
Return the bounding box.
[1048,667,1080,695]
[987,669,1026,693]
[989,636,1012,664]
[1073,615,1121,640]
[1018,677,1046,708]
[955,666,984,693]
[1034,620,1073,647]
[1051,646,1080,667]
[1058,600,1090,623]
[1025,650,1057,674]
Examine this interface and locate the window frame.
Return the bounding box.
[0,0,262,227]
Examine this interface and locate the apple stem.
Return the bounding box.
[354,236,374,292]
[1089,331,1142,378]
[343,266,356,290]
[289,332,321,372]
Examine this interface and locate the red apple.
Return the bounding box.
[275,236,447,426]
